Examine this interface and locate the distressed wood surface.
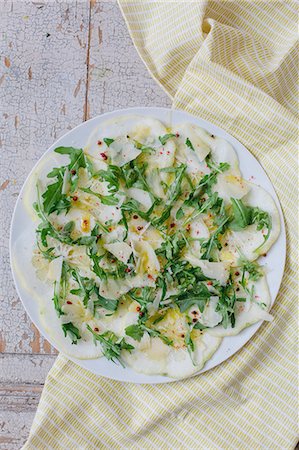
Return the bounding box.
[0,1,170,448]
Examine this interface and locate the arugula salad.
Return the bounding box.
[32,116,280,378]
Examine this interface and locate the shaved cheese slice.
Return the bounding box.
[104,242,132,264]
[184,218,209,257]
[99,274,156,300]
[39,297,103,359]
[213,173,250,203]
[221,183,280,264]
[32,249,51,281]
[142,226,164,250]
[146,169,166,199]
[122,337,169,375]
[241,182,280,257]
[47,256,63,283]
[132,240,160,276]
[185,255,230,285]
[109,137,141,166]
[122,332,221,379]
[61,168,69,195]
[178,123,211,161]
[207,276,272,337]
[126,187,153,211]
[211,138,240,173]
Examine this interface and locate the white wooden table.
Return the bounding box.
[0,1,170,447]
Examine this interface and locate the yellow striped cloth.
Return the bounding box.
[24,1,298,449]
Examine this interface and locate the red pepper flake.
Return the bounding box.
[126,135,130,139]
[108,227,112,232]
[224,242,228,247]
[70,169,76,175]
[94,327,99,332]
[175,132,180,137]
[111,259,116,263]
[235,271,240,276]
[262,253,267,257]
[100,153,108,160]
[139,312,144,317]
[137,226,143,231]
[159,151,163,155]
[236,287,240,292]
[192,318,198,323]
[97,140,102,145]
[96,234,101,239]
[166,151,170,155]
[72,196,78,201]
[181,333,185,338]
[207,281,213,286]
[170,223,175,228]
[192,310,197,315]
[116,206,119,210]
[66,301,72,305]
[186,224,191,232]
[125,267,131,273]
[211,134,215,138]
[136,306,141,312]
[147,274,154,280]
[133,214,138,219]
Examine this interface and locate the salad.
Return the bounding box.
[32,115,280,378]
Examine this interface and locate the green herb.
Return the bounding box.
[80,187,119,205]
[70,268,96,307]
[230,198,252,230]
[94,165,121,193]
[152,314,166,325]
[125,323,173,346]
[37,243,56,260]
[134,140,155,154]
[216,277,237,328]
[62,322,81,344]
[200,214,231,260]
[238,258,263,290]
[159,133,176,145]
[156,231,186,260]
[52,280,64,317]
[42,167,71,215]
[87,325,134,367]
[103,138,114,147]
[54,146,87,193]
[93,290,118,311]
[176,207,184,220]
[183,192,219,226]
[184,161,230,208]
[173,283,211,312]
[185,327,195,365]
[193,322,208,330]
[121,199,151,221]
[124,324,144,342]
[252,207,272,247]
[185,137,195,151]
[156,276,167,302]
[230,198,272,246]
[90,254,107,280]
[152,164,186,227]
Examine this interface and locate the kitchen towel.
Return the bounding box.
[23,1,298,448]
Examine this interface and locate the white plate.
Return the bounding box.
[10,107,286,384]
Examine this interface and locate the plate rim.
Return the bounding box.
[9,106,286,384]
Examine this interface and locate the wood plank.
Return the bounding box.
[0,0,90,355]
[87,1,171,117]
[0,410,36,449]
[0,354,56,384]
[0,354,56,448]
